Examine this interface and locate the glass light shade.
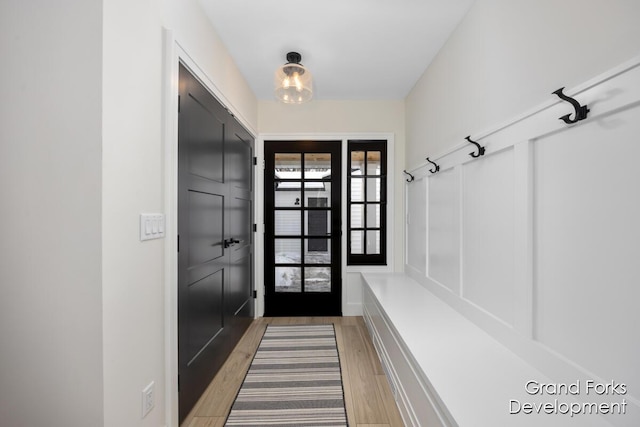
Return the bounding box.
[274,62,313,104]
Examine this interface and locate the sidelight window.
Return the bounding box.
[347,140,387,265]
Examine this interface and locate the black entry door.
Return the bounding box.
[264,141,342,316]
[177,64,254,422]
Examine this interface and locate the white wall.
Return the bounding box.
[259,100,405,315]
[102,0,164,425]
[406,0,640,167]
[101,0,258,426]
[0,1,104,426]
[162,0,258,130]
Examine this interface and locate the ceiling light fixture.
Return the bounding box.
[274,52,313,104]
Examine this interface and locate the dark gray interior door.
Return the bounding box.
[177,63,254,422]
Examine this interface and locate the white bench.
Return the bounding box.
[361,272,613,427]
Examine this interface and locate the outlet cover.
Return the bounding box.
[142,381,155,418]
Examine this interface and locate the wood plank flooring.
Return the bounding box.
[181,316,405,427]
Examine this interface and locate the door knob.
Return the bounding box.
[223,238,241,248]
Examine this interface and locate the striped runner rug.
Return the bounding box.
[225,324,348,426]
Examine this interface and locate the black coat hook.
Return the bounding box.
[465,136,485,158]
[552,87,589,124]
[403,170,415,182]
[426,157,440,174]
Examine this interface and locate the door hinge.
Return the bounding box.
[178,95,181,113]
[253,223,257,232]
[177,375,180,392]
[262,160,265,170]
[253,290,257,299]
[177,235,180,252]
[253,156,257,166]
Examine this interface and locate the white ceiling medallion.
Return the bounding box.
[274,52,313,104]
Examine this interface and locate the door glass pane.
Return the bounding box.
[304,153,331,180]
[275,239,301,264]
[275,210,301,235]
[366,178,381,202]
[305,210,331,236]
[275,185,301,207]
[366,230,381,254]
[275,267,301,292]
[350,204,364,228]
[351,151,365,175]
[305,184,331,207]
[366,151,382,175]
[305,239,331,264]
[351,230,364,254]
[366,204,380,228]
[351,178,364,202]
[275,153,301,180]
[268,143,342,308]
[305,267,331,292]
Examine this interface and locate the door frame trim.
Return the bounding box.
[162,28,259,427]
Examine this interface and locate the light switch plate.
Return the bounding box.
[140,213,165,241]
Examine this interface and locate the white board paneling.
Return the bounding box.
[406,177,427,274]
[462,148,516,326]
[428,168,460,294]
[401,57,640,427]
[534,103,640,400]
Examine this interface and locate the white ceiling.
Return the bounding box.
[198,0,475,101]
